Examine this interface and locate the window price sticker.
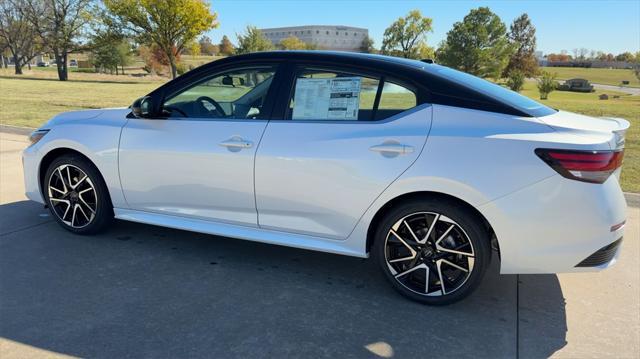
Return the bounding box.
[292,77,361,120]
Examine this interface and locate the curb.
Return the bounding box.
[1,124,638,207]
[0,124,34,136]
[625,192,640,208]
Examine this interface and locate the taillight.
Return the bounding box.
[535,148,624,184]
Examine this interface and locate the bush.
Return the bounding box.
[176,63,188,76]
[506,70,525,92]
[537,71,558,100]
[74,68,97,73]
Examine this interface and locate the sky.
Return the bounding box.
[204,0,640,55]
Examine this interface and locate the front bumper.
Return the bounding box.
[479,174,626,274]
[22,144,44,204]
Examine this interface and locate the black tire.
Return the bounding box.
[43,154,113,234]
[372,198,491,305]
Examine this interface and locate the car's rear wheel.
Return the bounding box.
[44,155,113,234]
[372,198,491,305]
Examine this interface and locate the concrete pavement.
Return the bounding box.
[0,131,638,358]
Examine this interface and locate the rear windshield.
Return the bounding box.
[432,66,556,117]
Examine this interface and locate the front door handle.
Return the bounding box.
[219,137,253,149]
[369,143,414,155]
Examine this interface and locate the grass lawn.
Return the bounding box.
[541,66,639,87]
[0,69,638,192]
[0,69,162,127]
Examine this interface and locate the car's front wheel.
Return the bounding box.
[44,154,113,234]
[372,198,491,305]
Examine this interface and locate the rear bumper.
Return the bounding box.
[479,174,626,274]
[575,238,623,268]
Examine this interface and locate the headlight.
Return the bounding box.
[29,129,50,145]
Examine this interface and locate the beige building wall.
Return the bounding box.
[260,25,369,51]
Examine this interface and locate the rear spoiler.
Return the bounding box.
[601,117,631,150]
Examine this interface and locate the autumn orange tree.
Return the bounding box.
[104,0,217,78]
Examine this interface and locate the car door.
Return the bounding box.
[255,64,432,239]
[119,65,281,226]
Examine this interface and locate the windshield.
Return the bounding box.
[432,66,556,117]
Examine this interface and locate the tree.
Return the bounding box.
[218,35,234,56]
[360,35,375,53]
[572,47,588,60]
[279,35,307,50]
[506,70,525,92]
[615,52,634,62]
[504,13,538,77]
[436,7,513,79]
[235,26,273,54]
[0,0,40,74]
[417,42,435,60]
[104,0,217,79]
[537,71,557,100]
[381,9,433,59]
[184,40,200,56]
[547,53,571,62]
[634,52,640,82]
[89,30,131,75]
[24,0,91,81]
[87,6,132,75]
[199,35,218,56]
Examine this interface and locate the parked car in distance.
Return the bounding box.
[557,78,595,92]
[69,59,78,67]
[36,61,49,67]
[22,51,629,305]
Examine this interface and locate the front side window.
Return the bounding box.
[288,67,418,121]
[163,67,276,119]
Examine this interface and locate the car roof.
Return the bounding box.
[225,50,429,70]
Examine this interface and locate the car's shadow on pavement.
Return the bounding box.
[0,200,568,358]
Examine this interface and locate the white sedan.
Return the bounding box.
[22,51,629,305]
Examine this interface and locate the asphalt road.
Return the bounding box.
[1,131,638,359]
[591,83,640,96]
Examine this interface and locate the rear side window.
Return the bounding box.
[431,66,555,117]
[288,67,417,121]
[375,82,417,121]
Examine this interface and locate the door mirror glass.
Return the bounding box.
[131,96,154,118]
[222,75,245,87]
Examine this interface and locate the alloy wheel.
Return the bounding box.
[384,212,475,296]
[47,164,97,228]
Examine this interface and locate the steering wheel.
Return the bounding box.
[163,105,188,117]
[196,96,227,117]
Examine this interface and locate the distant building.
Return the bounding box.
[260,25,369,52]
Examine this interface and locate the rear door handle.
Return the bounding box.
[369,143,414,155]
[219,137,253,149]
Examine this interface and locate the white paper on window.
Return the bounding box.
[292,77,361,120]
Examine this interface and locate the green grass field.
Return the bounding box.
[0,69,162,127]
[0,69,638,192]
[541,66,639,87]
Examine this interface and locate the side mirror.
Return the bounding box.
[131,96,154,118]
[222,76,245,87]
[222,76,234,86]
